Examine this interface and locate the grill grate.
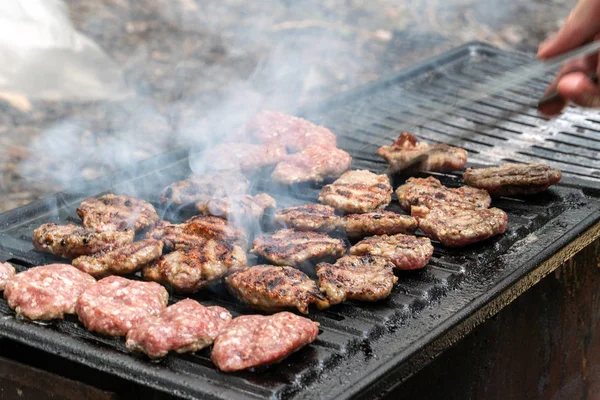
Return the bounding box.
[1,42,600,400]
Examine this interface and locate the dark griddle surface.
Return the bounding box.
[1,42,600,400]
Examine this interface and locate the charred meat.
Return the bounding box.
[251,229,346,267]
[318,170,392,214]
[202,142,287,174]
[377,132,467,173]
[418,207,508,247]
[142,240,247,293]
[226,265,330,314]
[396,176,491,217]
[72,239,163,278]
[316,255,398,305]
[211,312,320,372]
[126,299,232,359]
[33,223,135,258]
[271,145,352,185]
[341,211,418,238]
[160,171,250,205]
[274,204,341,232]
[463,163,562,197]
[77,194,159,232]
[197,194,276,224]
[349,234,433,270]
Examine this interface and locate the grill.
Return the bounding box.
[1,41,600,400]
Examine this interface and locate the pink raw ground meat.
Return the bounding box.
[0,262,16,291]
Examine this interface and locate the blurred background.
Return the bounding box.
[0,0,577,213]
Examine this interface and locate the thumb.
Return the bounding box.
[538,0,600,58]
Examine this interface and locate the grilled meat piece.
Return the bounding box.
[160,171,250,205]
[271,145,352,185]
[251,229,346,267]
[77,194,159,232]
[76,276,169,337]
[211,312,320,372]
[226,265,330,314]
[418,207,508,247]
[463,163,562,197]
[316,255,398,305]
[274,204,341,232]
[202,143,287,174]
[147,216,248,250]
[33,223,135,259]
[4,264,95,321]
[197,194,276,224]
[72,239,163,278]
[377,132,467,173]
[341,211,418,238]
[319,170,392,214]
[126,299,232,359]
[0,263,16,291]
[142,240,247,293]
[396,176,491,217]
[349,234,433,270]
[238,110,337,152]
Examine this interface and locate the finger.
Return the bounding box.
[538,96,568,116]
[542,55,596,97]
[557,72,600,107]
[538,0,600,58]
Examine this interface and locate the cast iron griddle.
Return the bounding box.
[1,42,600,399]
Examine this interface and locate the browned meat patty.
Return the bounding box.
[377,132,467,173]
[126,299,232,359]
[316,255,398,305]
[197,194,276,224]
[142,240,247,293]
[76,276,168,337]
[72,239,164,278]
[211,312,319,372]
[396,176,491,217]
[274,204,341,232]
[237,110,337,152]
[271,145,352,185]
[147,216,248,250]
[251,229,346,266]
[341,211,418,238]
[318,170,392,213]
[202,143,287,174]
[463,163,562,196]
[226,265,329,314]
[0,262,16,291]
[160,171,250,205]
[33,223,135,259]
[4,264,95,320]
[349,234,433,270]
[418,207,508,247]
[77,194,159,231]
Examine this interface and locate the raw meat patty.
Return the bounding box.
[319,170,392,213]
[226,265,330,314]
[0,262,16,291]
[160,171,250,205]
[463,163,562,196]
[33,223,134,258]
[77,194,159,231]
[341,211,418,238]
[274,204,341,232]
[197,194,276,224]
[251,229,346,267]
[271,145,352,185]
[72,239,163,278]
[418,207,508,247]
[202,143,287,174]
[76,276,168,337]
[4,264,95,320]
[349,234,433,270]
[211,312,320,372]
[142,241,247,293]
[316,255,398,305]
[126,299,232,359]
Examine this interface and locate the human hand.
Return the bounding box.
[538,0,600,115]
